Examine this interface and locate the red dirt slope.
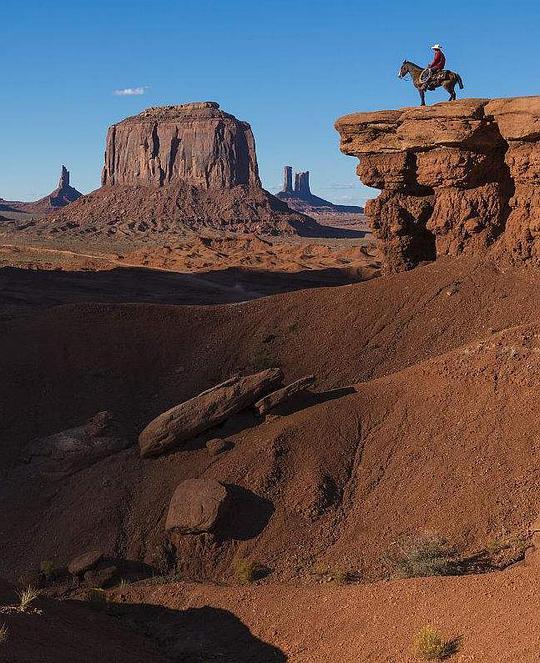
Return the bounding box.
[2,256,540,585]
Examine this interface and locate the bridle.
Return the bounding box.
[398,61,409,79]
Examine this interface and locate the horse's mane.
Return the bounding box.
[404,60,422,71]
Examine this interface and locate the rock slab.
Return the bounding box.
[139,369,283,458]
[21,411,130,478]
[69,550,103,576]
[255,375,316,416]
[165,479,230,534]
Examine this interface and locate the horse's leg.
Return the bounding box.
[443,81,456,101]
[418,86,426,106]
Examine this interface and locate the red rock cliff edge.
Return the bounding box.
[335,97,540,271]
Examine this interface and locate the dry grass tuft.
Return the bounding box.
[0,623,8,644]
[17,586,40,612]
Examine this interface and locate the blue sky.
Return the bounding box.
[1,0,539,204]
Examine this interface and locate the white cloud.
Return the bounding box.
[113,86,147,96]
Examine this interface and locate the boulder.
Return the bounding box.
[255,375,316,416]
[139,369,283,458]
[68,550,103,576]
[165,479,230,534]
[21,411,131,478]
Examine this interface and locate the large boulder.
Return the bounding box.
[139,369,283,458]
[165,479,230,534]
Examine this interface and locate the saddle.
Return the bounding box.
[420,68,448,89]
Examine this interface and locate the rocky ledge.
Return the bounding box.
[335,96,540,271]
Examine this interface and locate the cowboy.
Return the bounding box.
[421,44,446,90]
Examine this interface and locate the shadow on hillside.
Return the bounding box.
[290,218,368,239]
[218,484,274,541]
[269,386,357,417]
[103,602,287,662]
[0,263,376,318]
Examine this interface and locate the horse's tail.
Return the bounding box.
[456,73,464,89]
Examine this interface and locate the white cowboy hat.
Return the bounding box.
[431,44,442,50]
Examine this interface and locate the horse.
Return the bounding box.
[398,60,464,106]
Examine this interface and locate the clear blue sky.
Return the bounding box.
[1,0,539,204]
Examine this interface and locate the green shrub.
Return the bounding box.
[329,569,351,584]
[233,559,265,584]
[40,560,56,581]
[385,532,455,579]
[312,564,353,584]
[413,626,447,660]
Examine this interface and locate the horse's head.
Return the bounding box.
[398,60,409,79]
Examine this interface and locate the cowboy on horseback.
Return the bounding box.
[398,48,463,106]
[420,44,446,91]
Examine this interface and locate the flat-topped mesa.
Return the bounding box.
[43,101,324,237]
[335,96,540,271]
[102,101,261,189]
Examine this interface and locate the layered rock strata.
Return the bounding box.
[102,102,260,189]
[335,96,540,271]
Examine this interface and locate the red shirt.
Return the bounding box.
[429,50,446,70]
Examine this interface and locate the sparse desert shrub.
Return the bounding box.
[233,559,266,584]
[0,623,8,644]
[384,532,455,579]
[329,568,352,584]
[85,587,107,608]
[413,626,447,660]
[17,586,40,612]
[485,531,528,556]
[145,572,183,586]
[312,564,353,584]
[40,560,56,581]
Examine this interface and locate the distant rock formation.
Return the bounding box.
[335,96,540,272]
[43,102,323,237]
[0,166,82,216]
[101,102,261,189]
[28,165,83,213]
[276,166,364,217]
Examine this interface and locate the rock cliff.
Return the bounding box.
[43,102,321,237]
[335,96,540,271]
[101,102,260,189]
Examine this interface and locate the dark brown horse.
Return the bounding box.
[398,60,464,106]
